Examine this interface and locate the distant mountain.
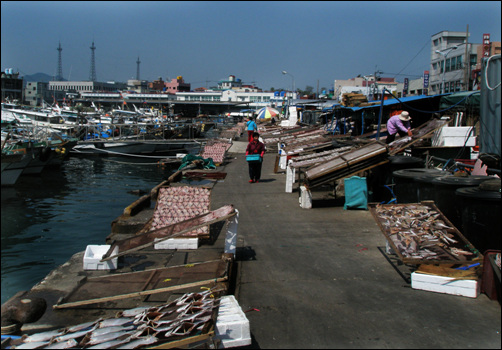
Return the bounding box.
[23,72,60,82]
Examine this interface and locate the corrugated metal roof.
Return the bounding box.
[345,94,450,111]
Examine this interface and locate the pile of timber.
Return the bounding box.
[341,93,368,107]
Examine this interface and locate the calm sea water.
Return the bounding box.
[1,156,177,305]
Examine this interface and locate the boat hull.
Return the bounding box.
[71,139,203,157]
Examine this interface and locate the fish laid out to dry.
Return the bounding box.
[150,186,211,236]
[371,203,479,262]
[9,290,219,349]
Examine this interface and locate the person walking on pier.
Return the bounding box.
[386,111,413,144]
[246,132,265,183]
[246,116,258,142]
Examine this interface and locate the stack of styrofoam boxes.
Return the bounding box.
[432,126,476,147]
[215,295,251,348]
[83,245,118,270]
[411,272,480,298]
[154,237,198,250]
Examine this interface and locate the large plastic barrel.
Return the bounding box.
[455,178,501,254]
[432,175,494,229]
[369,156,424,203]
[415,171,453,202]
[392,168,445,203]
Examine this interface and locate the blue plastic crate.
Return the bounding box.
[246,154,262,162]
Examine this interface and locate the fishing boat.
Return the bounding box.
[71,138,203,157]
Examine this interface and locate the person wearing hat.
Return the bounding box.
[386,111,413,144]
[246,116,258,142]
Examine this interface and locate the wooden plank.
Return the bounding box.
[147,331,216,349]
[53,277,228,309]
[101,205,236,262]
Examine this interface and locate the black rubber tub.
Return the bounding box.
[455,179,501,254]
[432,175,494,229]
[392,168,446,203]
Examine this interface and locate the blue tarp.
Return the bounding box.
[345,94,450,112]
[344,176,368,210]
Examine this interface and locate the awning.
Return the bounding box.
[439,91,480,109]
[345,94,449,111]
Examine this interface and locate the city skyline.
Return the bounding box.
[1,1,501,91]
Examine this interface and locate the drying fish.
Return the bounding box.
[370,202,480,263]
[13,341,50,349]
[99,317,134,328]
[54,327,95,342]
[43,339,78,349]
[450,247,474,256]
[117,307,149,318]
[66,319,102,333]
[90,324,136,338]
[86,336,132,349]
[23,329,65,343]
[116,335,158,349]
[83,330,134,347]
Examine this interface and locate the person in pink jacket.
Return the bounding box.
[386,111,413,144]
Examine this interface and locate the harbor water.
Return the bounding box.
[1,157,177,305]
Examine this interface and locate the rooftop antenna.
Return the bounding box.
[136,56,141,80]
[89,40,97,82]
[56,41,63,81]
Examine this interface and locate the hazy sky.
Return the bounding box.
[1,1,500,91]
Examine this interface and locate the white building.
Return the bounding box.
[49,80,127,93]
[430,30,480,94]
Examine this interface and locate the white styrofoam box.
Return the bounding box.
[411,272,480,298]
[83,245,118,270]
[285,162,295,193]
[432,126,476,147]
[154,237,198,250]
[215,295,251,348]
[225,210,239,256]
[299,185,312,209]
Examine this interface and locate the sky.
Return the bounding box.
[1,1,501,92]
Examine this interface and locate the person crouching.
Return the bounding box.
[386,111,413,144]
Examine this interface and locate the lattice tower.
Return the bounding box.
[56,41,63,81]
[89,41,96,82]
[136,56,141,80]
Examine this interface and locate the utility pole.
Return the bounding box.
[464,25,470,91]
[374,67,383,100]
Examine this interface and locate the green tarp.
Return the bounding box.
[439,91,480,110]
[178,154,216,170]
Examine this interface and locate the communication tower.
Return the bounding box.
[56,41,63,81]
[89,41,97,82]
[136,56,141,80]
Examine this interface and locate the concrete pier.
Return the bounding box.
[3,139,500,348]
[211,141,501,349]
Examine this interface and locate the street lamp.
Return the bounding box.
[435,45,458,94]
[282,71,295,94]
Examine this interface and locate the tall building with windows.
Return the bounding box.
[430,31,479,94]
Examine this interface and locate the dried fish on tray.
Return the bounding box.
[369,201,483,265]
[9,290,220,349]
[148,186,212,237]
